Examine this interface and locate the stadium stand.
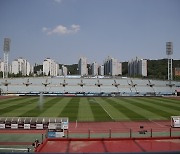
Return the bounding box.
[0,77,179,96]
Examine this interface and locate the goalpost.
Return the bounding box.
[171,116,180,127]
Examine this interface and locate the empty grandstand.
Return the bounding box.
[0,77,179,96]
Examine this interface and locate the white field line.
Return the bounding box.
[148,119,164,127]
[95,99,114,120]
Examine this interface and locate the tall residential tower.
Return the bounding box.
[12,58,33,76]
[43,58,59,76]
[92,62,98,76]
[78,57,88,76]
[128,57,147,77]
[104,56,122,76]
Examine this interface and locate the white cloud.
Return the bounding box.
[49,25,68,35]
[71,24,80,33]
[42,24,80,35]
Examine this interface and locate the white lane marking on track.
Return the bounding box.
[148,119,164,127]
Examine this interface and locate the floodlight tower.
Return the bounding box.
[3,38,11,79]
[166,42,173,81]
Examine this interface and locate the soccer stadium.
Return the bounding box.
[1,0,180,152]
[0,76,180,153]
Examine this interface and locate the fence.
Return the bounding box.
[63,127,180,139]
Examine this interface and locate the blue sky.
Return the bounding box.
[0,0,180,65]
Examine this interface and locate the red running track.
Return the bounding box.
[69,121,171,131]
[68,120,173,134]
[0,120,172,134]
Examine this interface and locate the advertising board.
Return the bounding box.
[0,124,5,129]
[24,124,30,129]
[36,124,43,129]
[11,124,18,129]
[48,131,56,138]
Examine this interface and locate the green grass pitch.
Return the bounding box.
[0,96,180,122]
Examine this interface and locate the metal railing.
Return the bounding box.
[63,127,180,139]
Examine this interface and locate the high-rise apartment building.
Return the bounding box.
[61,65,68,76]
[104,57,122,76]
[128,57,147,77]
[0,59,4,73]
[92,62,98,76]
[117,62,122,75]
[98,65,104,76]
[0,59,12,75]
[12,58,32,76]
[43,58,59,76]
[78,57,88,76]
